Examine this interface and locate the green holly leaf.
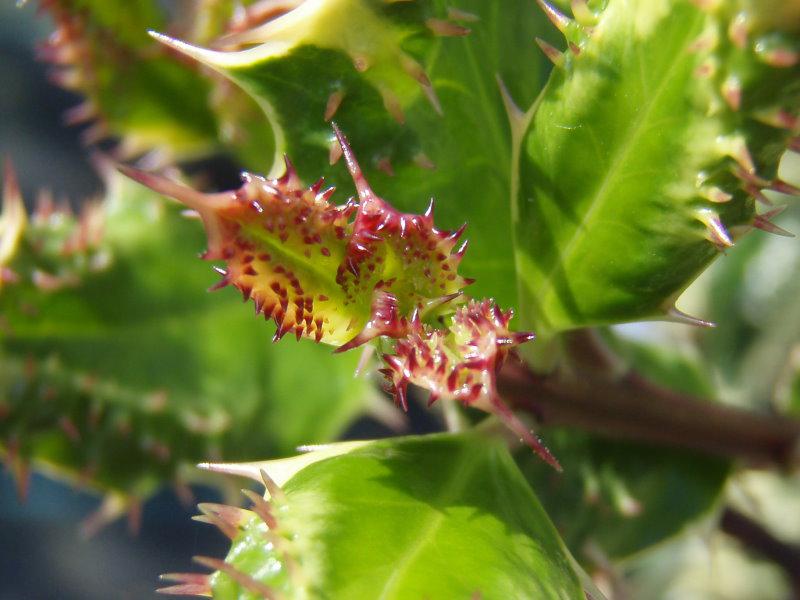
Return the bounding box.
[518,431,729,562]
[146,0,557,308]
[515,0,799,335]
[164,434,584,599]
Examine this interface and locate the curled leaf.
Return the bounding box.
[122,126,469,348]
[124,127,557,468]
[381,299,559,469]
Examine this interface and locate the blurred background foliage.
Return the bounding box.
[1,8,210,600]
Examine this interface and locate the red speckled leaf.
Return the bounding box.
[122,125,469,348]
[123,127,556,469]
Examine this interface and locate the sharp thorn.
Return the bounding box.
[425,18,470,36]
[279,155,298,186]
[63,101,96,126]
[536,0,572,34]
[329,137,343,165]
[193,556,277,599]
[376,156,394,177]
[172,482,195,507]
[324,89,345,122]
[447,223,467,243]
[192,514,238,540]
[127,499,142,535]
[570,0,597,26]
[743,183,772,206]
[754,208,794,237]
[755,46,799,68]
[496,75,526,134]
[393,380,409,412]
[491,396,562,471]
[728,12,748,48]
[696,209,734,248]
[421,81,443,115]
[413,152,436,170]
[12,459,30,503]
[309,177,325,194]
[447,7,479,22]
[157,578,212,597]
[700,186,732,203]
[535,38,565,68]
[259,468,285,501]
[241,489,277,529]
[350,52,370,72]
[80,494,129,539]
[198,502,249,529]
[160,573,211,586]
[379,86,405,124]
[666,306,715,328]
[754,108,798,131]
[196,461,263,483]
[718,135,755,173]
[770,179,800,196]
[118,165,232,216]
[330,123,375,202]
[424,198,435,220]
[721,76,742,111]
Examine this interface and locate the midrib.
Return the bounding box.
[247,224,342,290]
[375,449,479,600]
[534,14,702,300]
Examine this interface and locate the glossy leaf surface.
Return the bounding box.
[149,0,557,308]
[190,435,583,599]
[516,0,799,334]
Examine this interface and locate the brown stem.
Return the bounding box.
[720,507,800,598]
[499,360,800,468]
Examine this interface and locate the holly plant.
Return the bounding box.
[3,0,800,598]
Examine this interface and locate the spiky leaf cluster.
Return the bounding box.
[36,0,220,158]
[142,0,555,310]
[381,299,559,468]
[0,161,109,303]
[125,127,561,465]
[124,126,470,348]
